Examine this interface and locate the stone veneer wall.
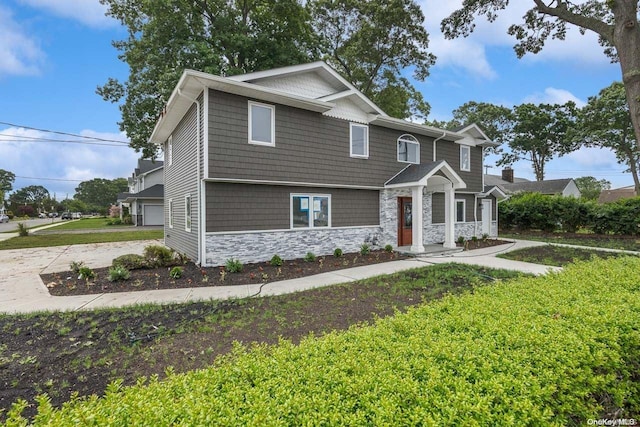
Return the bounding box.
[380,188,434,247]
[428,221,499,242]
[205,226,382,266]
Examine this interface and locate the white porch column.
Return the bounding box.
[443,183,456,249]
[411,185,425,253]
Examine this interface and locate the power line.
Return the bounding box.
[0,135,131,148]
[0,120,130,144]
[14,175,84,182]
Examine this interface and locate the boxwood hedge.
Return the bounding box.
[7,257,640,425]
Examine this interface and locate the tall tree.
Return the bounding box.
[74,178,129,210]
[441,1,640,168]
[499,102,578,181]
[574,176,611,200]
[98,0,319,158]
[9,185,50,208]
[573,82,640,193]
[309,0,435,120]
[0,169,15,205]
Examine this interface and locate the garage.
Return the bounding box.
[143,204,164,226]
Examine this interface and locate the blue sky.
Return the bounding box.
[0,0,629,200]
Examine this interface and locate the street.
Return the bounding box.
[0,217,61,233]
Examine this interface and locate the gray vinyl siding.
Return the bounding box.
[435,142,483,192]
[207,90,437,187]
[164,99,201,262]
[206,182,379,232]
[432,193,478,224]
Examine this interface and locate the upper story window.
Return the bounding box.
[350,123,369,158]
[167,135,173,166]
[397,134,420,164]
[460,145,471,172]
[249,101,275,146]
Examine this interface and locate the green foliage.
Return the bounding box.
[225,259,243,273]
[112,254,148,270]
[456,236,465,244]
[0,168,15,203]
[108,265,131,282]
[574,176,611,201]
[74,178,129,211]
[10,257,640,424]
[16,222,28,237]
[333,248,343,258]
[269,255,283,267]
[77,267,96,281]
[592,197,640,235]
[69,260,85,274]
[384,244,393,253]
[359,243,370,255]
[143,245,176,268]
[304,252,316,262]
[169,266,183,279]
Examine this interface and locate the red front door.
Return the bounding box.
[398,197,412,246]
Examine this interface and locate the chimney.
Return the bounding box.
[502,167,514,183]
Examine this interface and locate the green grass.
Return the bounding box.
[0,230,163,250]
[50,217,124,230]
[501,232,640,251]
[497,244,634,267]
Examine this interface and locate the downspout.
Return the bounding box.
[474,194,479,237]
[433,130,447,162]
[177,88,202,265]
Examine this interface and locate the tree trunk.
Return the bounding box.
[612,0,640,193]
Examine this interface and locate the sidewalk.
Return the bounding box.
[0,238,564,315]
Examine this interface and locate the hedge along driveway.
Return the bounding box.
[9,257,640,425]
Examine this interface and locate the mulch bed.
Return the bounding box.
[42,240,512,297]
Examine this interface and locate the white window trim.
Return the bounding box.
[455,199,466,223]
[185,194,192,232]
[167,136,173,166]
[168,199,174,229]
[397,134,420,164]
[248,101,275,146]
[350,123,369,158]
[460,145,471,172]
[290,193,332,229]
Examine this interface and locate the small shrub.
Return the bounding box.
[384,244,393,253]
[112,254,148,270]
[471,236,478,242]
[225,259,243,273]
[106,218,123,226]
[456,236,465,244]
[69,261,85,274]
[304,252,316,262]
[360,243,371,255]
[270,254,283,267]
[77,267,96,281]
[108,265,130,282]
[482,233,489,241]
[17,222,28,237]
[122,215,133,225]
[144,245,176,268]
[333,248,343,258]
[169,266,183,279]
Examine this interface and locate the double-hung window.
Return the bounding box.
[248,101,275,146]
[291,194,331,229]
[168,199,174,229]
[167,136,173,166]
[185,194,192,232]
[350,123,369,158]
[397,134,420,164]
[455,199,465,223]
[460,145,471,171]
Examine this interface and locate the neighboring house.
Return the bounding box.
[598,186,637,203]
[486,168,581,198]
[149,61,501,266]
[117,159,164,226]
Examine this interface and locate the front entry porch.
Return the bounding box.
[385,161,467,254]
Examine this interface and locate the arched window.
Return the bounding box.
[397,134,420,164]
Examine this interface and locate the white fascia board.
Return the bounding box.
[370,116,463,141]
[456,123,500,147]
[149,69,334,145]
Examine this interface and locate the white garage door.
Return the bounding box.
[143,205,164,226]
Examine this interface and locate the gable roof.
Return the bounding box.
[135,159,164,176]
[484,174,530,186]
[598,186,637,203]
[118,184,164,203]
[385,161,466,190]
[499,178,575,195]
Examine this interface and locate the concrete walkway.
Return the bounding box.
[0,238,567,315]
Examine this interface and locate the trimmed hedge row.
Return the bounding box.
[7,258,640,425]
[499,193,640,234]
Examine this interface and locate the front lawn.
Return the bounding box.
[49,217,125,230]
[497,244,635,267]
[0,230,163,250]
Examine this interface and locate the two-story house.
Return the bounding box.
[117,159,164,226]
[149,62,500,266]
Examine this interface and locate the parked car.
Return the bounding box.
[48,212,58,218]
[61,212,72,220]
[38,213,47,218]
[0,214,8,223]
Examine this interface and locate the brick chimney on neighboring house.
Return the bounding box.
[502,167,514,183]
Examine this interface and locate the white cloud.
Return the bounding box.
[0,126,139,198]
[19,0,116,28]
[0,6,44,76]
[523,88,586,107]
[565,146,619,168]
